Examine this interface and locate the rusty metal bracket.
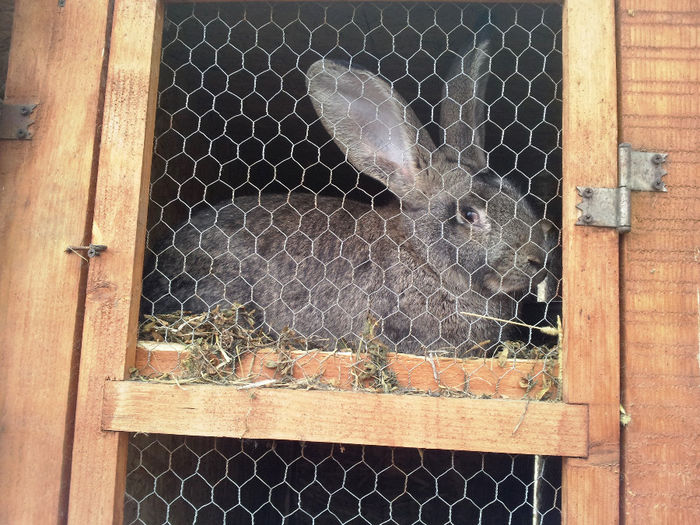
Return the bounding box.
[576,186,631,233]
[576,144,668,232]
[0,102,37,140]
[618,142,668,192]
[66,244,108,258]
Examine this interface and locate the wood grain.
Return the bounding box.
[135,342,560,399]
[561,1,621,523]
[618,1,700,523]
[66,1,164,524]
[103,381,589,457]
[0,1,111,523]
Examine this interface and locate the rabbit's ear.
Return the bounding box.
[307,59,435,198]
[440,29,494,173]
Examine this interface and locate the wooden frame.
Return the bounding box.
[0,1,113,523]
[618,0,700,522]
[104,383,588,456]
[64,1,621,523]
[67,1,165,523]
[561,2,620,523]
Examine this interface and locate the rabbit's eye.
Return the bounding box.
[458,207,480,225]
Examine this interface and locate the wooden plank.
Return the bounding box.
[617,1,700,524]
[620,0,697,11]
[66,1,164,524]
[0,1,112,524]
[135,342,560,399]
[561,0,621,523]
[103,381,589,457]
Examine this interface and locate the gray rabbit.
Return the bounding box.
[142,36,556,355]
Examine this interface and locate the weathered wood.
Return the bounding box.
[103,381,588,457]
[135,341,560,399]
[0,1,111,523]
[64,0,627,521]
[66,1,164,524]
[618,0,700,523]
[561,1,621,523]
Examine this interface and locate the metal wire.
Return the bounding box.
[140,1,562,356]
[129,3,564,523]
[125,435,561,524]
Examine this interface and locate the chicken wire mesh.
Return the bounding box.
[130,2,563,523]
[140,1,562,361]
[125,435,561,525]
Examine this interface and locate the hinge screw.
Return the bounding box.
[582,187,593,198]
[16,128,27,139]
[66,244,108,258]
[651,153,664,165]
[19,106,32,116]
[582,213,593,223]
[653,179,664,190]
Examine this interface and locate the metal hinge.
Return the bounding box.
[576,143,668,233]
[0,102,37,140]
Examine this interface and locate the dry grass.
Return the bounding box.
[134,305,560,399]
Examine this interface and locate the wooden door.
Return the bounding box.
[0,1,618,523]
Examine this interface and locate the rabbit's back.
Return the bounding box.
[143,192,499,353]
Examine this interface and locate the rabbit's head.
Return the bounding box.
[306,34,551,303]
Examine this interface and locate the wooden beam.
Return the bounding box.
[66,1,164,524]
[0,1,111,523]
[135,342,561,399]
[103,381,589,457]
[618,0,700,523]
[561,0,621,523]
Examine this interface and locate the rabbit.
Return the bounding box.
[142,33,556,355]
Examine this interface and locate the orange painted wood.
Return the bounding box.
[103,381,589,457]
[135,342,560,399]
[66,1,164,524]
[617,0,700,523]
[0,1,111,523]
[561,1,621,523]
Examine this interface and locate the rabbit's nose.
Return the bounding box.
[521,243,546,272]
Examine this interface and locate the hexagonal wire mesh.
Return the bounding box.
[125,435,561,524]
[131,2,563,523]
[140,1,562,354]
